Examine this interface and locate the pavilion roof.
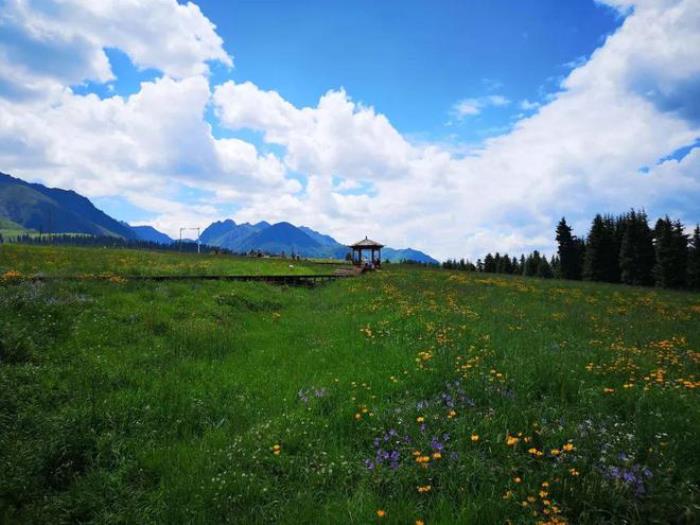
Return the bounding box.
[349,236,384,248]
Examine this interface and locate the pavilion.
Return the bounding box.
[348,236,384,268]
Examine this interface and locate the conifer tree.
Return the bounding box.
[687,225,700,290]
[523,251,541,277]
[484,253,496,273]
[653,217,688,288]
[494,252,503,273]
[536,256,553,278]
[619,209,655,286]
[583,214,619,282]
[556,218,583,280]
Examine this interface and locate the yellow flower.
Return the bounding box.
[432,452,442,460]
[562,443,575,452]
[447,410,457,419]
[471,434,480,442]
[417,485,432,493]
[376,509,386,518]
[550,448,560,456]
[506,435,520,446]
[416,521,425,525]
[603,387,615,394]
[513,476,522,484]
[417,416,425,423]
[271,444,281,455]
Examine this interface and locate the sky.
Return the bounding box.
[0,0,698,260]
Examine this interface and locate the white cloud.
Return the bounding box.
[0,0,231,100]
[213,82,414,180]
[451,94,511,119]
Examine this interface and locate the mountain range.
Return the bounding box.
[0,172,437,263]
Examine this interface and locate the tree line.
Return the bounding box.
[443,210,700,291]
[1,233,234,255]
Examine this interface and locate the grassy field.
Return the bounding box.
[1,245,699,524]
[0,244,341,277]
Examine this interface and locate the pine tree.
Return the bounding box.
[653,217,688,288]
[494,252,503,273]
[484,253,496,273]
[502,253,513,274]
[550,255,561,278]
[536,257,553,278]
[619,209,655,286]
[687,225,700,290]
[583,214,619,282]
[556,218,583,280]
[523,251,541,277]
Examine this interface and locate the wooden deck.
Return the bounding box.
[22,273,353,286]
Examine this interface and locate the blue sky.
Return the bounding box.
[91,0,621,143]
[0,0,698,259]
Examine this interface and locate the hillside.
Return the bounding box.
[0,172,137,239]
[128,225,173,244]
[0,216,34,238]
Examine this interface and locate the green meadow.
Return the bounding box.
[1,245,698,524]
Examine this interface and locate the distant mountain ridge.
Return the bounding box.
[0,171,438,263]
[199,219,438,264]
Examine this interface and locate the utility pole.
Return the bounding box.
[179,227,201,254]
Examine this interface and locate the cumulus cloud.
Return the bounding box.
[0,0,231,100]
[0,0,699,260]
[213,81,414,180]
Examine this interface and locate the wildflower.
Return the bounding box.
[417,485,432,493]
[513,476,522,484]
[471,434,480,442]
[416,521,425,525]
[569,468,580,476]
[550,448,561,456]
[272,444,281,455]
[528,447,544,457]
[562,443,575,452]
[447,410,457,419]
[506,435,520,446]
[417,416,425,423]
[503,490,513,499]
[603,387,615,394]
[432,452,442,460]
[376,509,386,518]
